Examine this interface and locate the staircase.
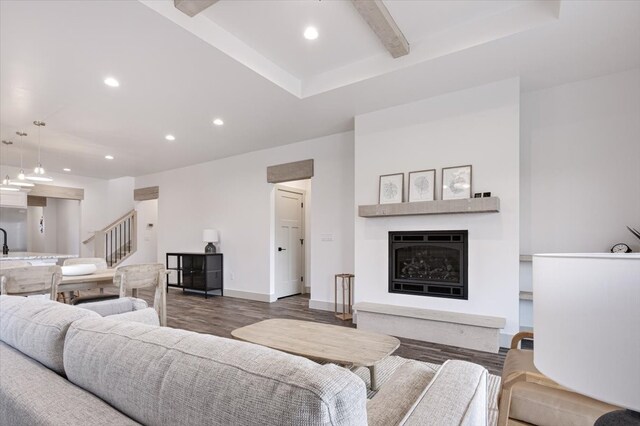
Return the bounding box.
[83,210,137,267]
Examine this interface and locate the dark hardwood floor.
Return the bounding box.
[122,288,507,376]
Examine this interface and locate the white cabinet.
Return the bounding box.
[0,191,27,208]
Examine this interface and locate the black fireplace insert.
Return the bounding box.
[389,230,468,299]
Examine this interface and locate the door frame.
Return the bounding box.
[272,184,306,299]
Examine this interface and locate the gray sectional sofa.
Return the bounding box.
[0,295,489,425]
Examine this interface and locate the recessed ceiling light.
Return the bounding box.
[63,168,71,172]
[104,77,120,87]
[105,155,114,160]
[165,134,176,141]
[304,26,318,40]
[213,118,224,126]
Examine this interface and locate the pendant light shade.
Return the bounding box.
[26,121,53,182]
[5,132,34,187]
[16,131,28,181]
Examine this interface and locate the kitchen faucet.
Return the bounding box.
[0,228,8,255]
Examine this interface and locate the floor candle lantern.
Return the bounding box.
[334,273,354,321]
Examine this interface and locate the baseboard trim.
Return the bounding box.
[224,289,277,303]
[308,299,334,312]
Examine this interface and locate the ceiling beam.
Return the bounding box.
[351,0,409,58]
[174,0,219,17]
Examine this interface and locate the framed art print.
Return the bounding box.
[379,173,404,204]
[442,165,472,200]
[408,169,435,202]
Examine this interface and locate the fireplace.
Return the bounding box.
[389,230,468,299]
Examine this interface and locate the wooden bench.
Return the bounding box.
[353,302,505,353]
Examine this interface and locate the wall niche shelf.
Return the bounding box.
[358,197,500,218]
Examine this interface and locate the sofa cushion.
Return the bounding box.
[0,295,99,374]
[0,341,140,426]
[108,307,160,326]
[367,360,437,426]
[77,297,148,316]
[64,318,368,426]
[400,360,488,426]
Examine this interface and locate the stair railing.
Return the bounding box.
[83,210,137,267]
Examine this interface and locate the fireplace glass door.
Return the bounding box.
[389,230,468,299]
[394,244,461,283]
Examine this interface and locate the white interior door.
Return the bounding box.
[275,188,304,298]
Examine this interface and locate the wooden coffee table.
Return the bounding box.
[231,319,400,390]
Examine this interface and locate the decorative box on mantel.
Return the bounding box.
[358,197,500,218]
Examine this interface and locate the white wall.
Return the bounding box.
[521,68,640,254]
[0,166,135,257]
[55,199,81,255]
[27,198,80,255]
[123,199,158,265]
[28,202,56,253]
[354,78,521,340]
[106,177,136,221]
[135,132,354,303]
[0,207,28,251]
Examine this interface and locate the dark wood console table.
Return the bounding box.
[166,252,223,298]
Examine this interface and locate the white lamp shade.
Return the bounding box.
[533,253,640,411]
[202,229,219,243]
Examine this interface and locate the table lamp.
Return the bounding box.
[202,229,219,253]
[533,253,640,425]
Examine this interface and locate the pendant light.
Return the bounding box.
[8,131,34,187]
[26,120,53,182]
[0,141,19,191]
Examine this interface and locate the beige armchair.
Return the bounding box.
[0,265,62,300]
[498,332,619,426]
[115,264,167,326]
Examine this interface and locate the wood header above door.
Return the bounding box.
[134,186,159,201]
[29,184,84,200]
[27,196,47,207]
[267,159,314,184]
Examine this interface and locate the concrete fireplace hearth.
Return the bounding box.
[354,302,505,353]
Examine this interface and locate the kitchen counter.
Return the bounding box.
[1,252,78,264]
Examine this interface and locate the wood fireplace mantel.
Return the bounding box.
[358,197,500,218]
